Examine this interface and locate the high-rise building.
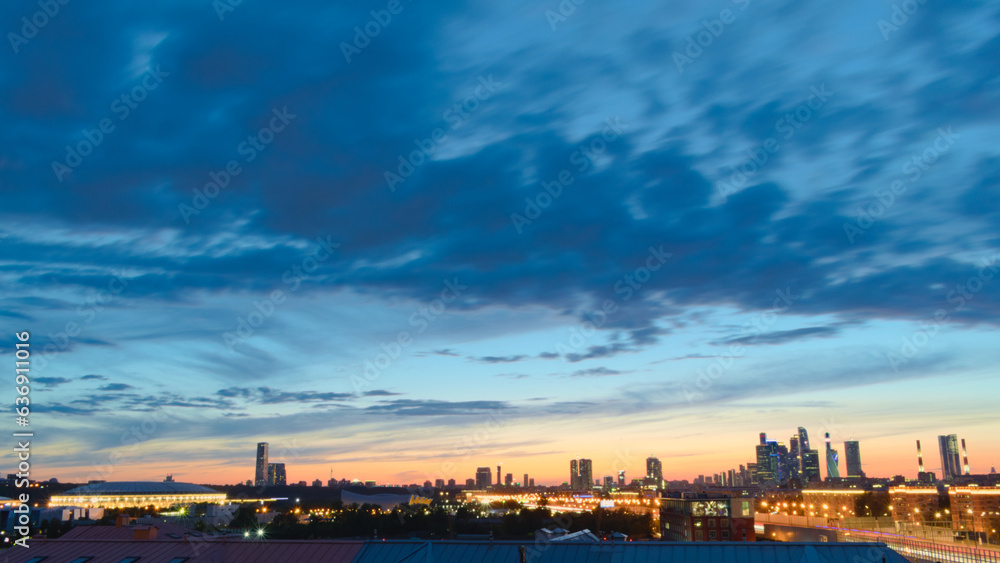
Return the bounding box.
[435,479,445,488]
[788,435,801,481]
[505,473,513,486]
[267,462,286,486]
[497,465,502,486]
[825,432,840,479]
[570,460,579,490]
[579,459,594,490]
[448,479,456,487]
[604,476,614,490]
[465,478,475,487]
[618,470,625,486]
[801,450,821,482]
[646,456,663,489]
[524,473,529,488]
[255,442,269,487]
[938,435,961,480]
[475,467,492,488]
[776,443,790,483]
[728,469,736,487]
[755,434,779,485]
[844,440,864,478]
[797,427,810,452]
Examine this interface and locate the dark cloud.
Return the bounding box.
[80,374,108,380]
[99,383,135,391]
[35,376,71,388]
[714,326,840,346]
[568,367,622,377]
[365,400,508,416]
[216,386,355,404]
[473,355,528,364]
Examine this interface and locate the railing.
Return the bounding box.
[755,513,1000,563]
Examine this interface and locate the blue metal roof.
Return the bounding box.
[351,541,911,563]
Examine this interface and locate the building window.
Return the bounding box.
[721,518,729,527]
[69,559,94,563]
[709,530,717,539]
[722,530,730,539]
[695,530,703,539]
[708,519,716,527]
[118,559,142,563]
[25,558,50,563]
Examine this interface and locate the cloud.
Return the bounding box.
[81,374,108,380]
[568,367,622,377]
[99,383,135,391]
[714,326,840,346]
[472,355,528,364]
[365,400,509,416]
[35,377,71,388]
[216,387,355,404]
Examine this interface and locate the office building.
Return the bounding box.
[475,467,492,488]
[254,442,269,487]
[938,434,961,480]
[524,473,529,488]
[844,440,864,478]
[660,493,756,542]
[825,433,840,479]
[647,456,664,489]
[579,459,594,490]
[570,459,579,490]
[505,473,513,486]
[267,462,286,486]
[801,450,821,482]
[618,470,626,486]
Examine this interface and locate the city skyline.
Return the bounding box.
[3,0,998,488]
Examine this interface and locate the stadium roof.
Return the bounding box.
[60,481,221,496]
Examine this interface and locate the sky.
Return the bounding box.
[1,0,998,487]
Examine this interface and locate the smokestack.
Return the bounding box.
[917,440,925,473]
[961,439,970,475]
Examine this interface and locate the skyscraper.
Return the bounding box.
[267,462,286,486]
[844,440,864,478]
[646,456,663,489]
[475,467,492,488]
[801,450,821,482]
[755,441,774,484]
[505,473,513,486]
[938,435,961,480]
[797,427,810,452]
[579,459,594,490]
[825,432,840,479]
[524,473,529,488]
[255,442,269,487]
[618,470,625,486]
[570,459,579,490]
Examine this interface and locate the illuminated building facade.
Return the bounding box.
[255,442,269,487]
[844,441,864,478]
[661,494,755,542]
